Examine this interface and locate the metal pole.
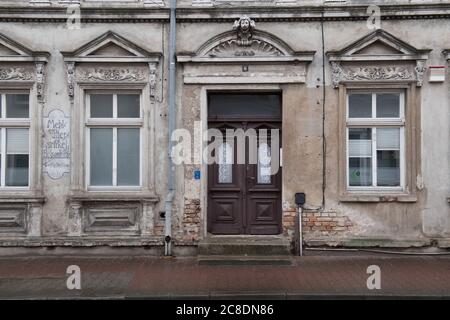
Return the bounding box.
[298,205,303,257]
[164,0,177,256]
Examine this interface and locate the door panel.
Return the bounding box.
[207,93,282,235]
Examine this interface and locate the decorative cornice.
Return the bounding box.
[0,4,449,23]
[77,68,146,82]
[330,62,419,88]
[0,67,33,81]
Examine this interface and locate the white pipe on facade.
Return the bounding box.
[164,0,177,256]
[298,206,303,256]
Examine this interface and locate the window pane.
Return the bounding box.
[377,150,400,186]
[117,128,140,186]
[258,143,271,184]
[90,94,113,118]
[6,128,29,187]
[90,128,113,186]
[208,93,281,119]
[7,128,29,154]
[377,128,400,150]
[118,94,140,118]
[218,142,232,184]
[377,94,400,118]
[349,140,372,157]
[6,154,29,186]
[349,158,372,187]
[6,94,29,118]
[348,94,372,118]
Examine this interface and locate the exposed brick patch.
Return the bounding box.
[303,212,353,234]
[283,210,353,241]
[181,199,201,243]
[154,225,164,236]
[282,210,296,239]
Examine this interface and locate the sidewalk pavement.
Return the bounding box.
[0,254,449,299]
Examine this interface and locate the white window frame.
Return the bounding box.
[85,90,143,191]
[346,90,406,192]
[0,91,31,190]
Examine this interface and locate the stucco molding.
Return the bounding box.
[444,50,450,61]
[0,67,34,81]
[63,31,161,100]
[178,16,315,63]
[330,62,418,88]
[328,30,430,88]
[61,31,161,63]
[35,62,45,102]
[0,32,49,103]
[66,62,76,99]
[0,196,46,237]
[77,67,147,82]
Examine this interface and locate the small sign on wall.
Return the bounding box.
[194,170,201,180]
[43,109,70,179]
[429,66,446,82]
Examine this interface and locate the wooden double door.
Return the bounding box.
[207,93,282,235]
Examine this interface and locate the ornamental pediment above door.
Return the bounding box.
[327,29,431,88]
[177,16,315,84]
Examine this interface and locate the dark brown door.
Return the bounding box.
[207,93,282,235]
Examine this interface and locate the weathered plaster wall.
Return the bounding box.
[0,22,169,240]
[0,1,448,249]
[175,16,450,247]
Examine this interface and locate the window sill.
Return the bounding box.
[340,193,417,203]
[67,191,159,204]
[0,193,46,204]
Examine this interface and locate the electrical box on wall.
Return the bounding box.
[429,66,446,82]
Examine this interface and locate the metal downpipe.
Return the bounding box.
[164,0,177,256]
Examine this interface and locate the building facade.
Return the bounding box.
[0,0,449,255]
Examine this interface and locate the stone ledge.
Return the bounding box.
[67,192,159,204]
[339,194,418,203]
[0,195,46,204]
[0,236,164,247]
[305,237,432,248]
[437,239,450,249]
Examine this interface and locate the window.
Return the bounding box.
[346,92,405,190]
[218,142,233,184]
[0,93,30,188]
[86,92,142,188]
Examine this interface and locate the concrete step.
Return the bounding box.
[198,255,293,266]
[198,236,292,256]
